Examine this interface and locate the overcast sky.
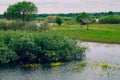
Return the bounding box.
[0,0,120,14]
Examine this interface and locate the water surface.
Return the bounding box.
[0,42,120,80]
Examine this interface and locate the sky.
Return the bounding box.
[0,0,120,14]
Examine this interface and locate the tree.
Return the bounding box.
[55,17,63,26]
[76,12,91,30]
[4,1,38,24]
[108,11,114,15]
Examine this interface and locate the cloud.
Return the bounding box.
[0,0,120,14]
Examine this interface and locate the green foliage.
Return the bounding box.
[55,17,63,26]
[99,15,120,24]
[0,31,85,64]
[0,42,18,65]
[36,13,77,18]
[37,33,85,62]
[107,11,114,15]
[6,33,40,63]
[4,1,37,24]
[76,12,91,23]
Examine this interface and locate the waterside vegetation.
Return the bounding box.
[0,31,85,65]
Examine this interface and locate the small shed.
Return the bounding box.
[79,19,91,30]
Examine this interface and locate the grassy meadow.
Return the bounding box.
[52,24,120,44]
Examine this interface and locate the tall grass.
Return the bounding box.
[0,19,50,31]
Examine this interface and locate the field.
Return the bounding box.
[52,24,120,44]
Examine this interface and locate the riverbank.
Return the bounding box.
[52,24,120,44]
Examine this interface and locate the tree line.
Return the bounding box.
[36,12,120,18]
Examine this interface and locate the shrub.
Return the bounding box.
[2,31,40,63]
[0,42,19,65]
[10,35,41,63]
[55,17,63,26]
[99,15,120,24]
[0,31,86,64]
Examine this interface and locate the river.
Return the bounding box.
[0,42,120,80]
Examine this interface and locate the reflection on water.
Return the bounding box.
[0,42,120,80]
[79,42,120,64]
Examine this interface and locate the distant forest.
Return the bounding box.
[0,12,120,19]
[36,12,120,18]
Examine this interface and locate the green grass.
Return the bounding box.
[52,24,120,44]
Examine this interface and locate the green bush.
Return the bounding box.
[12,36,40,63]
[0,42,19,65]
[55,17,63,26]
[36,33,84,62]
[0,31,85,64]
[99,15,120,24]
